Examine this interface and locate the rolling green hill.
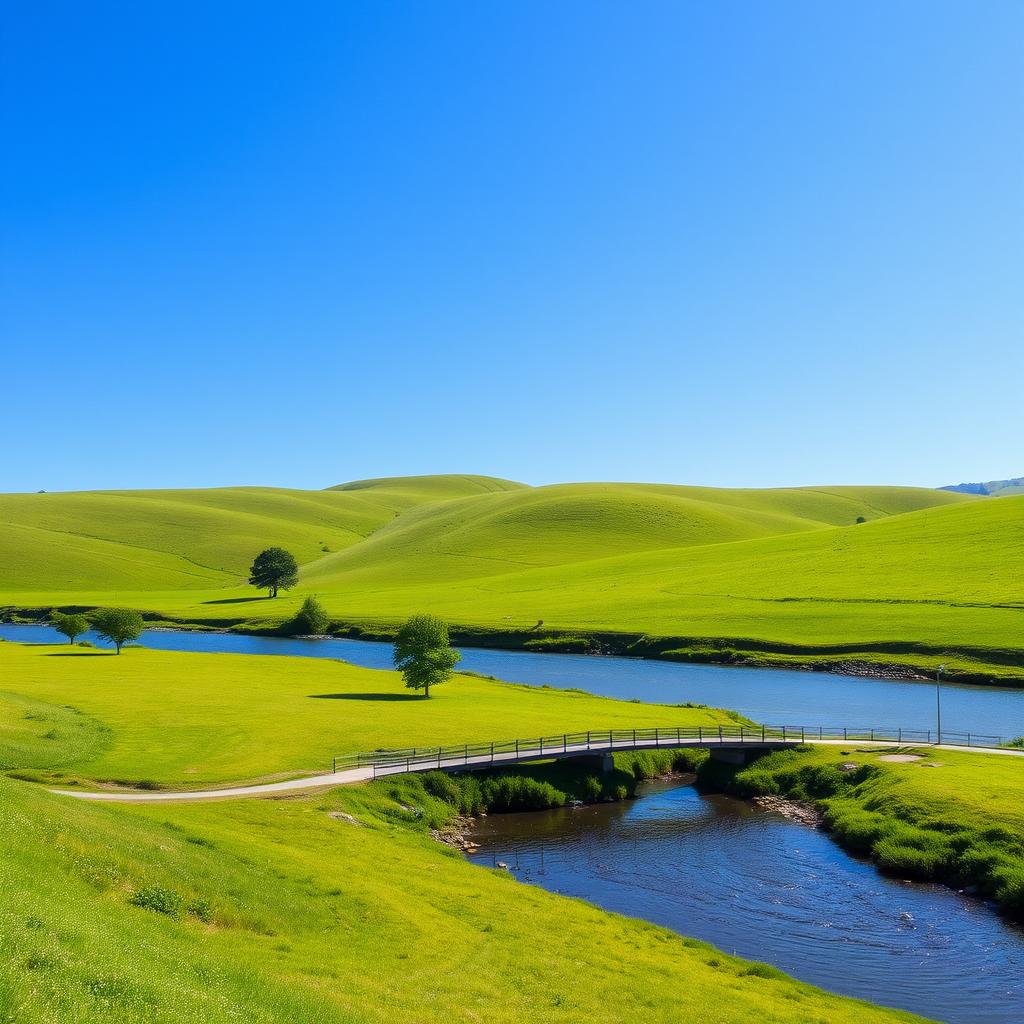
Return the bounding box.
[302,482,975,587]
[0,481,509,592]
[2,475,1019,682]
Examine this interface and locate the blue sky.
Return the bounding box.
[2,2,1021,492]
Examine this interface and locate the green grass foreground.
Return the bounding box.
[0,647,926,1023]
[0,641,738,787]
[700,745,1024,919]
[3,474,1020,683]
[0,772,927,1024]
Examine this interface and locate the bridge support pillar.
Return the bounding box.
[568,753,615,774]
[709,747,755,766]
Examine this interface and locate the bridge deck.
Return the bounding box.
[51,726,1023,803]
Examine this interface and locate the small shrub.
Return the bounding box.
[457,774,486,816]
[993,866,1024,915]
[421,770,462,806]
[188,898,213,923]
[729,770,780,798]
[741,961,787,981]
[129,885,183,918]
[826,807,887,854]
[873,839,950,879]
[289,596,330,636]
[480,776,566,812]
[799,764,848,798]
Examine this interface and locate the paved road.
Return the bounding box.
[49,735,1024,804]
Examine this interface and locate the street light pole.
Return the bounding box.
[936,664,945,745]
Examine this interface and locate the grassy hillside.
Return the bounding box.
[0,641,734,787]
[327,473,527,503]
[0,478,524,594]
[3,475,1018,682]
[303,483,970,586]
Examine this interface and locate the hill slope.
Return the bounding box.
[302,483,973,587]
[2,475,1017,682]
[0,484,468,592]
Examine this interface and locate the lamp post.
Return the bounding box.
[936,664,945,745]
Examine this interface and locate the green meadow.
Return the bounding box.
[0,647,929,1024]
[0,642,736,787]
[2,474,1020,682]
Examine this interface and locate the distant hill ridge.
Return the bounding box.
[941,476,1024,497]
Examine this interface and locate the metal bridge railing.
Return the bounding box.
[329,724,1012,776]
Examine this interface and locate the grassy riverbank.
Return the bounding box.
[0,641,738,788]
[698,745,1024,919]
[0,649,927,1024]
[0,770,928,1024]
[3,475,1021,685]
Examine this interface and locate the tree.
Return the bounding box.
[91,608,144,654]
[51,611,90,644]
[292,596,330,635]
[393,614,461,698]
[248,547,299,598]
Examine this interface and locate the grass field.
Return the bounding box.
[0,639,932,1023]
[1,475,1021,682]
[0,641,737,787]
[5,635,1022,1021]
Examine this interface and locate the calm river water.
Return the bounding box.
[2,622,1023,738]
[466,781,1024,1024]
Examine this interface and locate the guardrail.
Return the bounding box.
[330,724,1013,777]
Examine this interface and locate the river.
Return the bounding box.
[466,780,1024,1024]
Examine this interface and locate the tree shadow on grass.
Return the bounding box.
[308,693,422,701]
[45,651,117,657]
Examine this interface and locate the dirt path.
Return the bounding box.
[49,736,1023,804]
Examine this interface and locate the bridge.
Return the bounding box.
[52,723,1019,803]
[330,723,1012,778]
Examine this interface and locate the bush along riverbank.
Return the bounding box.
[359,748,710,846]
[695,745,1024,921]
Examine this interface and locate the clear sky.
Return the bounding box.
[2,2,1021,492]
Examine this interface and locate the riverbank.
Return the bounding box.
[5,604,1024,687]
[2,768,930,1024]
[696,744,1024,921]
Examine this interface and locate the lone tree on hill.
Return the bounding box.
[51,611,90,644]
[91,608,144,654]
[248,547,299,597]
[393,614,461,698]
